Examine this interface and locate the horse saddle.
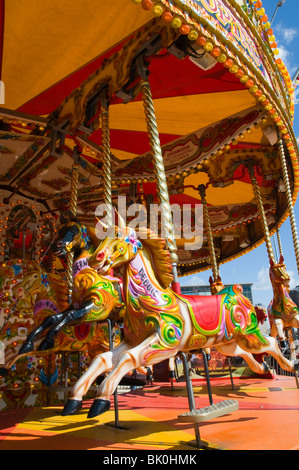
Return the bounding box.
[178,294,223,335]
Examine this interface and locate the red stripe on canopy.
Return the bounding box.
[91,128,181,156]
[16,44,245,117]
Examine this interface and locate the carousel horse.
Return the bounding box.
[267,255,299,349]
[18,220,124,355]
[0,260,122,378]
[61,221,297,418]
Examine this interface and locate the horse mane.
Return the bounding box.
[137,228,173,289]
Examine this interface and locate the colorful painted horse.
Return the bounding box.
[0,260,122,379]
[18,221,124,355]
[267,255,299,348]
[62,222,297,418]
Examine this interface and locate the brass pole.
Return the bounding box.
[67,150,79,302]
[101,103,113,227]
[278,139,299,274]
[198,184,219,282]
[276,226,283,257]
[140,78,178,272]
[247,162,276,263]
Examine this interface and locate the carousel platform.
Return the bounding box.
[0,375,298,451]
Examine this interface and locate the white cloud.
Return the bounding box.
[276,24,298,44]
[179,274,206,286]
[286,270,299,290]
[277,44,290,63]
[253,266,299,293]
[274,23,298,75]
[276,44,297,76]
[252,266,271,291]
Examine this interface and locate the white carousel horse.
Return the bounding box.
[61,222,297,418]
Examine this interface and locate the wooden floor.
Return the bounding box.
[0,375,299,451]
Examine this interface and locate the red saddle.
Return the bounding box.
[179,294,223,334]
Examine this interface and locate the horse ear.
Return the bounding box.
[217,275,222,282]
[209,276,213,285]
[269,258,274,267]
[279,254,284,264]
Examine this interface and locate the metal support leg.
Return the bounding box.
[181,353,196,412]
[108,319,119,428]
[178,352,239,440]
[180,352,201,448]
[201,349,213,405]
[227,357,235,390]
[285,328,299,389]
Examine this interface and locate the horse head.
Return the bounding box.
[269,254,291,289]
[52,217,97,259]
[91,215,143,275]
[269,255,299,329]
[12,260,49,302]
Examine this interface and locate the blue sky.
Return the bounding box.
[180,0,299,307]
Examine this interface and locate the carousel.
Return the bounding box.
[0,0,299,451]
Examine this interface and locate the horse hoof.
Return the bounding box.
[262,362,269,374]
[62,399,82,416]
[87,399,110,419]
[38,338,54,351]
[19,341,34,355]
[0,367,8,377]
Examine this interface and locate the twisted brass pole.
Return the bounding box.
[278,139,299,274]
[198,185,219,282]
[101,105,113,227]
[140,78,178,270]
[276,226,283,257]
[67,154,79,302]
[247,162,276,263]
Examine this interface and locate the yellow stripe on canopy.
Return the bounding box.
[2,0,153,110]
[110,90,256,136]
[184,173,255,206]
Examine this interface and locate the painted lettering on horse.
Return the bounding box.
[63,222,296,418]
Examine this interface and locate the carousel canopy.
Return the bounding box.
[0,0,298,276]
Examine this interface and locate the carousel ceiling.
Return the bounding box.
[0,0,298,276]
